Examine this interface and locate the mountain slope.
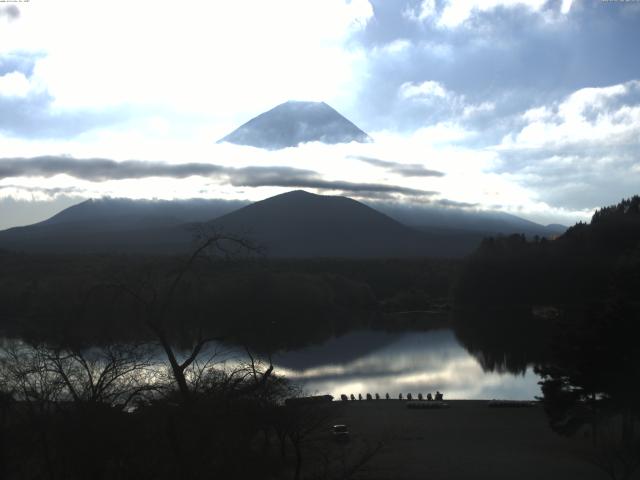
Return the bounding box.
[0,191,563,257]
[0,198,248,254]
[217,101,370,149]
[41,197,248,228]
[210,190,420,257]
[210,190,474,257]
[372,202,566,238]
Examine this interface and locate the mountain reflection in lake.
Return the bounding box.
[1,328,541,401]
[273,329,540,400]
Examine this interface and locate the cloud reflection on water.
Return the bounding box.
[274,329,540,400]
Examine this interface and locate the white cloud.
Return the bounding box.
[401,0,573,29]
[437,0,554,28]
[560,0,574,15]
[521,105,551,123]
[399,80,448,100]
[0,112,594,227]
[503,80,640,149]
[0,1,631,228]
[462,101,495,117]
[0,71,36,97]
[403,0,437,22]
[1,0,372,119]
[379,39,412,55]
[491,80,640,211]
[399,80,495,120]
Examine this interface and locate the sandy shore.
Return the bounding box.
[325,400,623,480]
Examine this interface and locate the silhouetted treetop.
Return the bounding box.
[591,195,640,224]
[456,195,640,306]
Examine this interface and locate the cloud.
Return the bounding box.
[0,52,42,76]
[402,0,436,22]
[0,184,83,197]
[0,5,19,21]
[0,52,127,138]
[352,1,640,134]
[433,198,479,208]
[1,0,637,229]
[343,2,640,218]
[0,52,41,99]
[401,0,561,28]
[493,80,640,210]
[0,1,373,120]
[399,80,448,100]
[350,155,444,177]
[221,165,434,197]
[561,0,575,15]
[0,155,434,198]
[402,0,573,29]
[0,156,227,181]
[501,81,640,151]
[0,1,374,140]
[395,79,496,130]
[436,0,548,29]
[0,96,127,138]
[0,71,34,97]
[233,174,432,197]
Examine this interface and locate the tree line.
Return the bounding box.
[0,233,384,479]
[453,196,640,480]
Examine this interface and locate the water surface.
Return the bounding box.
[274,329,540,400]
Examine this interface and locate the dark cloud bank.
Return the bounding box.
[350,155,444,177]
[0,156,435,198]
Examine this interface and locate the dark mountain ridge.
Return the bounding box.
[210,190,429,257]
[0,191,564,258]
[42,197,248,228]
[372,202,566,238]
[0,198,247,254]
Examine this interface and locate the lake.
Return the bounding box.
[0,326,542,401]
[273,328,541,400]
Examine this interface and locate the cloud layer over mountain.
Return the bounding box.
[1,0,638,228]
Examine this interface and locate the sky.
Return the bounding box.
[1,0,639,229]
